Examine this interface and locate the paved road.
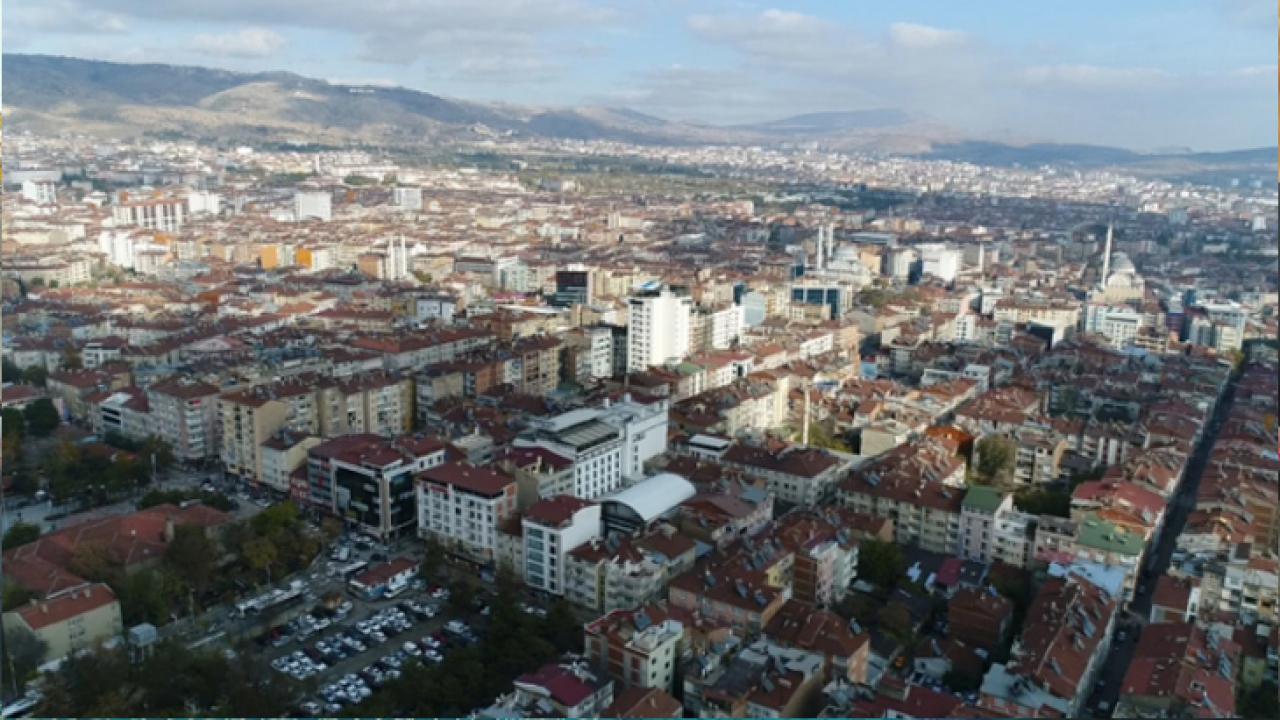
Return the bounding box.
[1083,374,1237,717]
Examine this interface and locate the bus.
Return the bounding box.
[383,583,409,600]
[340,560,369,580]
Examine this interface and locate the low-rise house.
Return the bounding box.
[348,557,419,600]
[0,584,123,665]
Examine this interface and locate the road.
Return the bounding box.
[1083,374,1237,717]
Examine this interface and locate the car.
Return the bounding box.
[372,631,387,643]
[1117,630,1127,641]
[403,641,421,656]
[339,600,353,613]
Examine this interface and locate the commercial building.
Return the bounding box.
[523,495,601,597]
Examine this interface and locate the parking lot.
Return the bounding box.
[256,582,491,715]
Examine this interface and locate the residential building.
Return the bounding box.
[146,375,220,464]
[720,442,847,507]
[524,495,601,597]
[948,586,1014,653]
[840,438,966,554]
[218,390,288,486]
[416,461,519,564]
[0,584,124,665]
[585,603,685,694]
[628,286,693,372]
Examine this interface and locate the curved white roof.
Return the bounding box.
[603,473,696,522]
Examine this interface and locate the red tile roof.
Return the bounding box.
[14,583,117,631]
[524,495,596,527]
[418,461,515,497]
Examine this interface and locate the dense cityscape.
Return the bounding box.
[1,2,1278,718]
[0,128,1275,718]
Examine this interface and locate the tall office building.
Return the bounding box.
[627,285,692,372]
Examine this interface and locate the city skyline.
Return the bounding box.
[4,0,1277,151]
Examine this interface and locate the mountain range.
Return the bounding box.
[3,54,1275,176]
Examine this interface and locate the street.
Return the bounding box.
[1083,375,1238,717]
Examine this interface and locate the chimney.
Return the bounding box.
[41,603,49,614]
[164,513,176,543]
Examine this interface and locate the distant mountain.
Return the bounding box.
[3,54,1273,177]
[735,109,914,134]
[919,141,1278,173]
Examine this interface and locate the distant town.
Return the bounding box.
[1,131,1277,719]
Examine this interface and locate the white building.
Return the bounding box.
[394,186,423,211]
[187,191,222,216]
[21,180,57,205]
[627,286,692,372]
[522,496,601,597]
[918,243,960,283]
[98,230,136,269]
[1083,304,1143,350]
[295,191,333,222]
[112,199,189,232]
[513,396,670,499]
[707,304,745,350]
[416,462,519,564]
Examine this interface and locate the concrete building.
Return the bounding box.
[146,376,220,464]
[112,198,189,232]
[218,391,288,485]
[393,186,423,211]
[295,191,333,222]
[523,496,601,597]
[918,243,960,283]
[416,462,519,564]
[585,603,685,695]
[627,285,693,372]
[1,584,123,665]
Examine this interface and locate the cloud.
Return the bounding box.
[887,22,969,50]
[191,28,287,58]
[454,57,562,85]
[1021,64,1174,91]
[4,0,128,37]
[37,0,620,84]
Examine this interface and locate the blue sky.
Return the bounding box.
[4,0,1276,150]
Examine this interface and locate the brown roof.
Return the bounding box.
[602,687,682,719]
[764,599,868,659]
[14,583,117,631]
[524,495,596,527]
[418,462,515,497]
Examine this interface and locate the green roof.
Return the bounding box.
[676,362,705,375]
[1076,513,1145,556]
[962,485,1007,513]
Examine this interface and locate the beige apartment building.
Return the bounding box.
[1,584,124,665]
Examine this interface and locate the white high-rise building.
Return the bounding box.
[707,304,745,349]
[112,198,189,232]
[295,191,332,222]
[394,186,423,211]
[627,286,692,372]
[918,243,961,282]
[98,230,136,269]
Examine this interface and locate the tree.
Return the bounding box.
[61,349,83,371]
[2,577,36,610]
[242,536,278,583]
[1,357,21,383]
[974,435,1016,485]
[2,406,26,438]
[858,539,906,589]
[2,520,42,550]
[448,575,476,615]
[115,569,173,626]
[1,625,49,688]
[163,525,220,598]
[877,602,915,645]
[250,501,300,536]
[543,600,583,654]
[420,535,448,581]
[21,365,49,388]
[23,398,61,437]
[68,541,126,586]
[139,435,175,472]
[320,516,343,545]
[3,429,23,471]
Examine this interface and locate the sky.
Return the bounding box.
[3,0,1277,151]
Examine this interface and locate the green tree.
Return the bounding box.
[1,357,21,383]
[139,435,175,471]
[877,602,915,645]
[448,575,477,615]
[22,397,61,437]
[419,535,448,581]
[1238,685,1279,719]
[858,538,906,589]
[2,520,42,550]
[543,599,583,654]
[2,406,26,437]
[3,428,23,470]
[2,577,36,610]
[60,349,83,371]
[243,536,278,583]
[163,525,220,598]
[68,541,126,587]
[975,435,1017,485]
[1,625,49,688]
[116,569,173,626]
[19,365,48,388]
[250,500,300,536]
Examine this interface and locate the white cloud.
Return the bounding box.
[5,0,128,36]
[191,27,287,58]
[887,23,969,50]
[1021,64,1173,91]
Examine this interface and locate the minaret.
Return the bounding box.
[1100,223,1113,288]
[815,227,825,272]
